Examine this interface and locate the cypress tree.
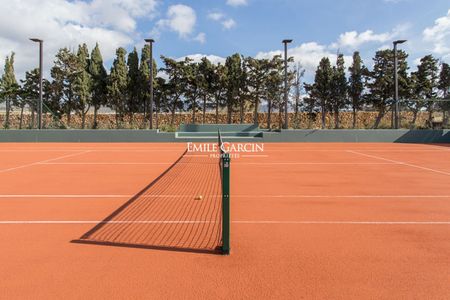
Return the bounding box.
[1,53,19,128]
[127,47,140,121]
[246,57,270,125]
[331,54,347,129]
[160,56,187,126]
[312,57,333,129]
[89,43,107,129]
[348,52,364,128]
[139,45,157,127]
[365,50,408,128]
[210,63,227,124]
[410,55,439,125]
[438,63,450,121]
[20,69,40,128]
[183,59,200,124]
[198,57,213,124]
[107,47,128,128]
[439,63,450,98]
[75,43,92,128]
[51,48,78,126]
[225,54,242,124]
[265,56,283,130]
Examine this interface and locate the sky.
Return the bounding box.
[0,0,449,81]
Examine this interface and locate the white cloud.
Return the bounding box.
[104,0,159,18]
[222,19,236,30]
[207,12,236,30]
[208,12,225,21]
[256,42,352,78]
[87,0,159,32]
[0,0,157,79]
[177,54,226,65]
[254,23,414,80]
[332,30,392,49]
[377,44,391,50]
[156,4,197,38]
[423,9,450,57]
[226,0,248,7]
[194,33,206,44]
[331,24,410,50]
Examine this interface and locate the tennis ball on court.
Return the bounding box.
[195,195,203,200]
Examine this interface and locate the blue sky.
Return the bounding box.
[0,0,449,80]
[151,0,449,57]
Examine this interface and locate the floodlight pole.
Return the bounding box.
[30,38,43,129]
[282,39,292,130]
[393,39,406,129]
[145,39,155,129]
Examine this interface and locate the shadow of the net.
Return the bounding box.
[71,239,222,255]
[72,149,224,255]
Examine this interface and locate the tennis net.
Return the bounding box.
[218,130,231,254]
[75,132,230,255]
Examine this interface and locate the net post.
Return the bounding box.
[221,152,230,255]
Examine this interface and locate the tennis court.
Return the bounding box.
[0,142,449,299]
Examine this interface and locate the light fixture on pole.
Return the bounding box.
[144,38,155,129]
[282,39,293,130]
[393,39,407,129]
[29,38,43,130]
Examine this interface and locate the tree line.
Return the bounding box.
[1,44,450,129]
[307,51,450,129]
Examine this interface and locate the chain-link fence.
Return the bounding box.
[398,98,450,129]
[0,99,67,129]
[1,98,449,130]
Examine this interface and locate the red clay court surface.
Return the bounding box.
[0,142,449,299]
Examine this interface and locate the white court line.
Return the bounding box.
[38,162,396,165]
[0,220,212,224]
[0,220,449,225]
[0,194,449,199]
[233,221,450,225]
[347,150,450,176]
[0,149,185,152]
[263,150,448,152]
[41,162,175,165]
[232,195,450,199]
[0,151,91,173]
[246,149,450,152]
[0,148,448,153]
[235,162,396,165]
[0,195,131,198]
[40,161,225,165]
